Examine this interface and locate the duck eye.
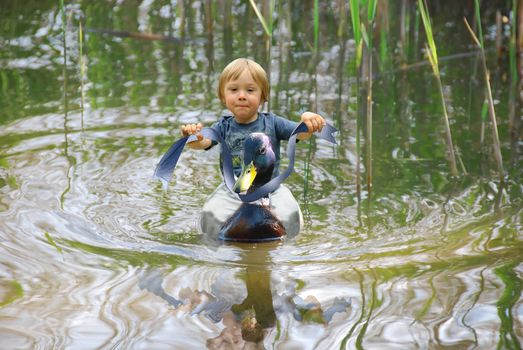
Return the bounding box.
[259,146,266,155]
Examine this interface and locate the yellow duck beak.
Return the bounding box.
[233,161,257,193]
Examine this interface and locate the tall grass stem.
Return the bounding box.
[365,0,376,196]
[248,0,272,37]
[349,0,362,201]
[464,17,504,181]
[418,0,458,176]
[79,21,85,128]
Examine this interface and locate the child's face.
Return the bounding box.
[222,69,262,124]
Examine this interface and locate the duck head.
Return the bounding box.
[233,133,276,194]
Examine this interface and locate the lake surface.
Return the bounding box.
[1,1,522,349]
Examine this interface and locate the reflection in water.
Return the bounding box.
[139,243,351,349]
[495,262,522,349]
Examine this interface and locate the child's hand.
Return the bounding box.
[300,112,326,134]
[181,123,203,138]
[180,123,210,149]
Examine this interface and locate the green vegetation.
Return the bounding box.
[464,6,504,182]
[248,0,273,38]
[418,0,459,176]
[0,280,23,308]
[45,231,64,254]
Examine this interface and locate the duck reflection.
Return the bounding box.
[139,242,350,348]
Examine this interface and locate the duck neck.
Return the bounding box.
[247,165,274,193]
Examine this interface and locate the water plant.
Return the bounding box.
[45,231,64,254]
[495,262,523,349]
[334,1,347,161]
[463,0,504,182]
[376,2,391,72]
[350,0,363,71]
[398,0,411,65]
[59,0,72,210]
[79,20,85,127]
[349,0,377,199]
[303,0,320,213]
[349,0,363,200]
[508,0,520,169]
[223,0,233,61]
[417,0,459,177]
[248,0,274,88]
[248,0,273,38]
[59,0,68,113]
[313,0,319,55]
[364,0,377,197]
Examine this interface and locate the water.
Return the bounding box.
[1,1,522,349]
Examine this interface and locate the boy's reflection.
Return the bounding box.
[139,243,350,348]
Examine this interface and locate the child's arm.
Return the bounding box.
[297,112,326,140]
[180,123,213,150]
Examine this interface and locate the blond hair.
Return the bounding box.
[217,58,269,103]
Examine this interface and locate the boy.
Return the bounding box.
[181,58,326,236]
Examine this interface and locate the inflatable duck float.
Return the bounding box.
[154,122,336,242]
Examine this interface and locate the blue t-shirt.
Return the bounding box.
[209,112,298,178]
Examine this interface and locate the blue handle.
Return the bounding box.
[153,122,337,201]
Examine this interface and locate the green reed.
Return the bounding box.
[418,0,458,177]
[79,20,85,128]
[45,231,64,254]
[303,0,320,206]
[509,0,518,88]
[313,0,319,52]
[508,0,519,169]
[464,2,504,182]
[355,270,377,348]
[349,0,376,198]
[349,0,363,200]
[398,0,411,64]
[494,262,523,349]
[413,3,421,62]
[350,0,363,70]
[223,0,233,61]
[340,269,366,348]
[248,0,274,104]
[336,0,347,135]
[59,0,73,209]
[377,2,390,72]
[337,0,346,41]
[362,0,377,197]
[59,0,68,112]
[248,0,273,38]
[248,0,273,60]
